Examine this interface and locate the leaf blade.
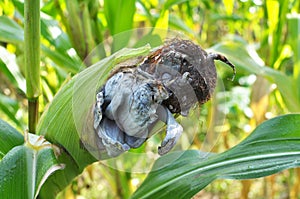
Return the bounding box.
[0,134,63,199]
[132,114,300,199]
[0,16,24,43]
[0,119,24,159]
[210,39,300,111]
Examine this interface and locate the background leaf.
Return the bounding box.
[132,114,300,199]
[287,15,300,109]
[0,93,23,129]
[104,0,136,52]
[164,0,189,10]
[0,46,26,92]
[210,39,300,111]
[0,16,24,43]
[0,119,23,159]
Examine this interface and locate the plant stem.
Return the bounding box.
[24,0,41,133]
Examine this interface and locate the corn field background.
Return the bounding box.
[0,0,300,198]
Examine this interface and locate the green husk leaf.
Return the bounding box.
[37,44,151,196]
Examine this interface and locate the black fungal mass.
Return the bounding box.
[140,39,236,115]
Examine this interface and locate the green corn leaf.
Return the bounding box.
[0,93,23,129]
[40,19,82,73]
[0,133,64,199]
[3,1,82,74]
[0,119,24,159]
[287,15,300,108]
[169,14,194,34]
[210,38,265,75]
[104,0,136,35]
[132,114,300,199]
[210,39,300,111]
[164,0,189,10]
[0,16,24,43]
[152,10,169,41]
[41,45,81,74]
[104,0,136,52]
[0,46,26,93]
[222,0,234,15]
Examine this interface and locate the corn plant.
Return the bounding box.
[0,0,300,199]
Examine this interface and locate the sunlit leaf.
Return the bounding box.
[104,0,136,52]
[41,45,81,74]
[136,0,155,25]
[287,15,300,106]
[104,0,136,35]
[169,14,194,34]
[0,46,26,92]
[266,0,279,34]
[211,38,300,111]
[0,119,23,159]
[0,94,23,131]
[210,38,264,74]
[164,0,189,10]
[132,114,300,199]
[222,0,234,15]
[0,16,24,43]
[266,0,289,66]
[8,0,82,73]
[153,10,169,41]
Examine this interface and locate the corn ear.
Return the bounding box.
[36,45,151,196]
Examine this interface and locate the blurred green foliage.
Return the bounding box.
[0,0,300,198]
